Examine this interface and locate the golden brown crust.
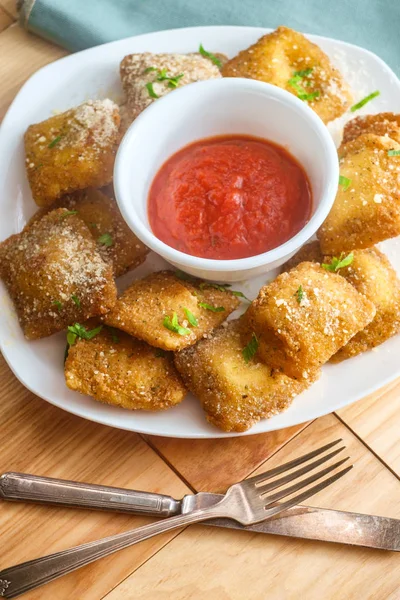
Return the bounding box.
[24,100,121,207]
[331,248,400,361]
[243,262,376,379]
[65,327,186,410]
[318,134,400,255]
[174,320,317,432]
[222,26,352,124]
[28,188,149,277]
[0,208,117,339]
[104,271,239,351]
[343,113,400,145]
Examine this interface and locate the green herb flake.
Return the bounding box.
[175,270,199,283]
[288,68,320,102]
[388,149,400,156]
[48,135,62,148]
[167,73,184,88]
[60,210,78,219]
[293,68,313,77]
[66,323,103,346]
[183,307,199,327]
[198,302,225,312]
[163,312,191,336]
[146,82,159,99]
[71,294,81,308]
[199,281,249,301]
[52,300,63,311]
[294,285,304,304]
[322,252,354,272]
[144,66,157,73]
[350,91,380,112]
[97,232,113,247]
[106,326,120,343]
[339,175,352,191]
[242,333,259,364]
[199,43,222,68]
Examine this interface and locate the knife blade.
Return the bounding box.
[1,472,398,551]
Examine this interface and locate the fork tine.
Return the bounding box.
[246,439,343,486]
[255,446,346,494]
[263,465,353,518]
[263,457,350,505]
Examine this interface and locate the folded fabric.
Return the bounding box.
[18,0,399,76]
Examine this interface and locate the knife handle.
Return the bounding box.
[0,472,181,517]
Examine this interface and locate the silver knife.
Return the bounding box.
[1,472,399,551]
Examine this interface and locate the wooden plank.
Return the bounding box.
[338,378,400,477]
[0,5,12,31]
[0,24,66,121]
[0,0,17,19]
[147,422,310,492]
[0,355,190,600]
[105,414,400,600]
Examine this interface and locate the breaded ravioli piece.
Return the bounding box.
[65,327,186,410]
[174,320,316,432]
[331,248,400,361]
[0,209,116,339]
[343,112,400,145]
[318,134,400,255]
[282,241,324,272]
[243,262,376,379]
[24,100,121,207]
[29,188,149,277]
[104,271,239,351]
[120,52,222,122]
[222,26,352,124]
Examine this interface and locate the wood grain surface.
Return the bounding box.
[0,19,399,600]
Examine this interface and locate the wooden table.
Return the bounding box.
[1,9,400,599]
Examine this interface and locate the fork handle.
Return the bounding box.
[0,472,180,517]
[0,504,226,598]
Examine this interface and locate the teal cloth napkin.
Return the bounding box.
[19,0,400,75]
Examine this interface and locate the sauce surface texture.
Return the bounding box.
[148,135,312,260]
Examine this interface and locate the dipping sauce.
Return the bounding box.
[148,135,312,260]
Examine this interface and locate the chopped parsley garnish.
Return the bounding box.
[106,326,120,343]
[339,175,351,191]
[175,270,199,283]
[155,68,184,88]
[294,285,304,304]
[350,91,380,112]
[388,149,400,156]
[199,281,250,300]
[231,290,251,301]
[163,312,190,335]
[60,210,78,219]
[242,333,259,364]
[155,349,168,358]
[52,300,63,311]
[198,302,225,312]
[71,294,81,307]
[144,66,157,73]
[66,323,103,346]
[322,252,354,272]
[183,307,199,327]
[97,232,113,247]
[199,43,222,68]
[48,135,62,148]
[288,68,320,102]
[146,82,159,98]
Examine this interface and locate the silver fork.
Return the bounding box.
[0,440,352,599]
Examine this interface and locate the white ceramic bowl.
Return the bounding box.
[114,78,338,282]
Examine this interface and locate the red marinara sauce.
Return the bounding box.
[148,135,312,260]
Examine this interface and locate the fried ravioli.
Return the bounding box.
[104,271,239,351]
[24,100,121,207]
[331,248,400,361]
[318,134,400,255]
[65,327,186,410]
[222,26,352,124]
[174,320,316,432]
[282,241,324,272]
[0,209,117,339]
[343,112,400,145]
[120,52,222,122]
[29,188,149,277]
[244,262,376,379]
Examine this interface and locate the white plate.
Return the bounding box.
[1,26,400,439]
